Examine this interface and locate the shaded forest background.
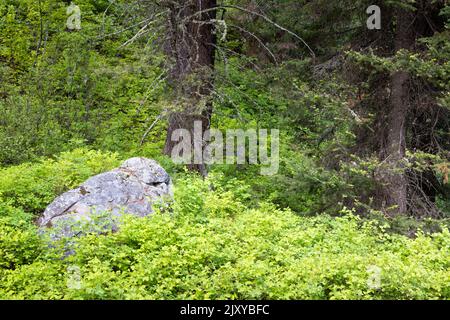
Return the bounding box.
[1,0,448,219]
[0,0,449,300]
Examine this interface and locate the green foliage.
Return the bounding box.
[211,58,360,214]
[0,0,449,301]
[0,219,43,270]
[0,0,165,165]
[0,148,120,214]
[0,201,44,271]
[0,169,449,300]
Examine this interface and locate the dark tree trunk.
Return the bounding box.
[163,0,217,176]
[379,8,415,216]
[346,1,446,216]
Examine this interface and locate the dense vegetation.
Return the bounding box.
[1,149,449,299]
[0,0,449,300]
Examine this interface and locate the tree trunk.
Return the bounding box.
[380,8,415,216]
[163,0,217,176]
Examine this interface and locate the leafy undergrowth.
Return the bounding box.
[0,149,449,300]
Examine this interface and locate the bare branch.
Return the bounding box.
[180,4,316,60]
[140,114,164,146]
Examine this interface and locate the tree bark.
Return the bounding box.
[163,0,217,176]
[380,8,415,216]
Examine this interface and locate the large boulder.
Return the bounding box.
[38,157,172,238]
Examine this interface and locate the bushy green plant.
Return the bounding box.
[0,203,44,270]
[0,171,449,300]
[0,0,165,165]
[0,148,120,214]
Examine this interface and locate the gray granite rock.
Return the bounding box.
[38,157,172,238]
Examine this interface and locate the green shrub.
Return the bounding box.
[0,173,449,300]
[0,148,120,214]
[0,205,43,270]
